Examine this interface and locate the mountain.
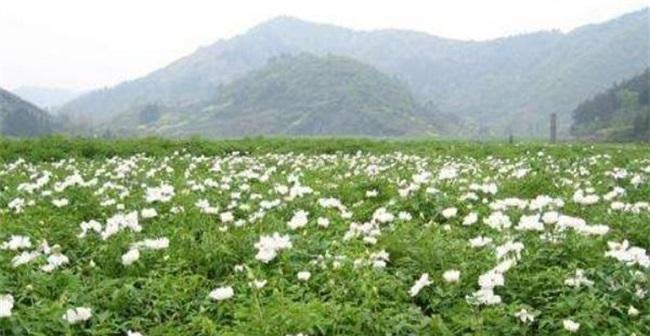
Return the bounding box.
[60,9,649,137]
[0,87,61,137]
[103,54,454,137]
[571,69,649,142]
[12,86,82,111]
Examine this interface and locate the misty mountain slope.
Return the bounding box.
[571,69,649,141]
[107,54,447,137]
[60,9,649,137]
[12,86,82,110]
[0,87,60,137]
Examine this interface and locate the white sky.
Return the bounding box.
[1,0,647,91]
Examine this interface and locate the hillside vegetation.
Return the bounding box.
[59,9,649,137]
[571,70,649,142]
[0,87,60,137]
[105,54,454,137]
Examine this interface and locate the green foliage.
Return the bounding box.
[59,10,649,138]
[571,69,649,142]
[104,54,448,137]
[0,138,648,335]
[3,136,647,162]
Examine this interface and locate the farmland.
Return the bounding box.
[0,138,648,335]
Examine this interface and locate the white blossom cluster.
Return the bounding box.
[0,148,648,334]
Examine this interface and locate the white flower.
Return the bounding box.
[572,189,599,205]
[635,285,647,299]
[145,184,174,203]
[409,273,432,297]
[438,166,458,180]
[133,238,169,250]
[398,211,412,221]
[515,214,544,231]
[495,241,524,260]
[0,294,14,318]
[220,211,234,223]
[127,331,144,336]
[141,208,158,219]
[254,233,292,263]
[631,174,644,187]
[8,198,25,213]
[12,251,40,267]
[542,211,559,224]
[41,252,70,272]
[209,286,234,301]
[441,207,458,219]
[372,207,394,223]
[627,305,639,317]
[484,211,511,231]
[1,235,32,250]
[412,171,432,184]
[297,271,311,281]
[317,217,330,228]
[562,319,580,333]
[610,201,625,211]
[443,269,460,283]
[478,271,505,289]
[366,189,378,198]
[466,288,501,305]
[288,210,309,230]
[52,198,69,208]
[469,236,493,248]
[514,308,535,323]
[605,240,649,268]
[250,279,267,289]
[62,307,92,324]
[102,211,141,240]
[121,249,140,266]
[255,248,277,264]
[564,269,593,288]
[78,220,102,238]
[462,212,478,226]
[369,250,390,269]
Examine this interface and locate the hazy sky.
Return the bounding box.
[1,0,646,91]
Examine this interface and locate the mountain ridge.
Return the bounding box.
[102,53,453,137]
[12,86,82,110]
[60,8,649,137]
[0,87,61,137]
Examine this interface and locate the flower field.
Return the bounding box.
[0,138,648,335]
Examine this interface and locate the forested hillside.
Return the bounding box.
[60,9,649,137]
[105,54,454,137]
[0,87,60,137]
[571,70,649,141]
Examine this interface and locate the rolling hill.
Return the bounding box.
[0,87,61,137]
[103,54,454,137]
[60,8,649,138]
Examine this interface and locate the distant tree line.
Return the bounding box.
[571,69,649,141]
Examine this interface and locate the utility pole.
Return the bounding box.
[550,113,557,144]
